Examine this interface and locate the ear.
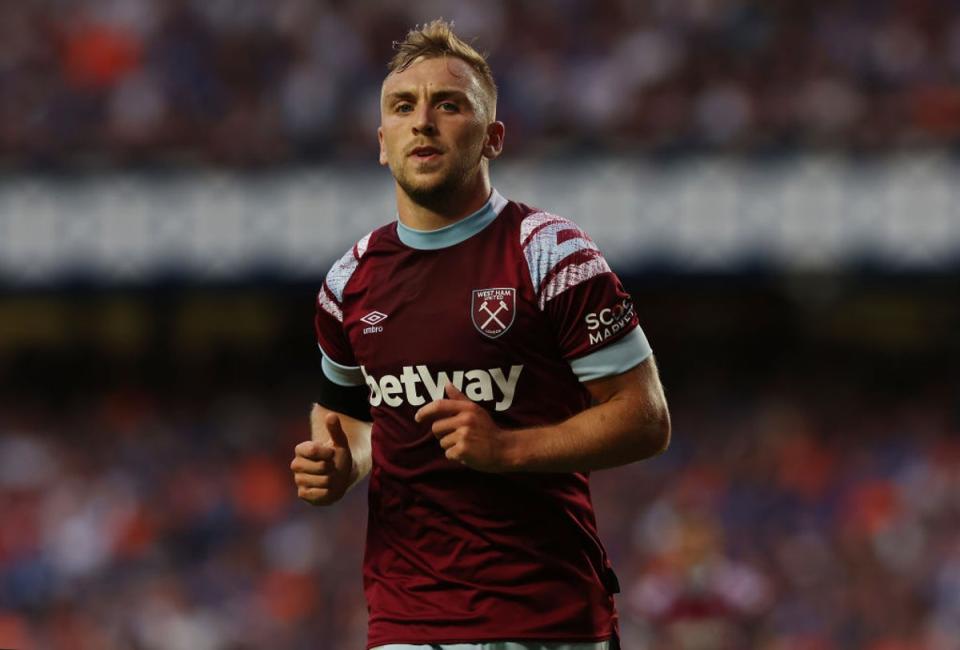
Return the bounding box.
[482,121,505,160]
[378,127,388,166]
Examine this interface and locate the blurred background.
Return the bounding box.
[1,1,959,649]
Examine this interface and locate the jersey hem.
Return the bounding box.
[367,633,615,650]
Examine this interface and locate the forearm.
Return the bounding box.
[506,364,670,473]
[342,415,373,487]
[507,399,667,473]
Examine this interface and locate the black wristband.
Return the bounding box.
[316,372,373,423]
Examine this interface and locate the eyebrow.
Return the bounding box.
[384,89,472,106]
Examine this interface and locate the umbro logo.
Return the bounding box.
[361,311,387,334]
[361,311,387,325]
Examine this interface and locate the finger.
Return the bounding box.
[295,473,331,489]
[298,486,333,503]
[291,456,330,474]
[444,382,470,401]
[295,440,334,461]
[438,430,461,450]
[430,416,462,439]
[324,412,350,450]
[415,398,474,423]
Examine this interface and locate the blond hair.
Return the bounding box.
[388,19,497,116]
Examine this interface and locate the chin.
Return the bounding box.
[397,168,458,198]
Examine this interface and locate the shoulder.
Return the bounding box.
[323,224,395,298]
[515,207,611,308]
[317,224,393,321]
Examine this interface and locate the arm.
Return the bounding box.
[305,240,375,503]
[415,354,670,473]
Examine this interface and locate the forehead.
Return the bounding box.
[382,55,484,100]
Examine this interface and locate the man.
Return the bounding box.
[290,19,670,650]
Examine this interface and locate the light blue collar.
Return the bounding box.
[396,190,509,250]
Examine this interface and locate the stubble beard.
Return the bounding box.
[393,148,482,214]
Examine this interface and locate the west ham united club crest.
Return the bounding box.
[471,288,516,339]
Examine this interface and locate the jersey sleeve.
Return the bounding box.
[314,233,372,388]
[521,212,652,382]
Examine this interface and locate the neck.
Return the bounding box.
[396,172,492,231]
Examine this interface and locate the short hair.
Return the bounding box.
[387,19,498,116]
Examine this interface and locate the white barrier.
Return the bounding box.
[0,155,958,284]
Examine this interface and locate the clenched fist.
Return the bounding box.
[290,405,355,506]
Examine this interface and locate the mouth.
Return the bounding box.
[409,146,443,161]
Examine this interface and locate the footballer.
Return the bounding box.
[290,19,671,650]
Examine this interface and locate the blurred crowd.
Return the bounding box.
[0,380,956,650]
[4,0,960,168]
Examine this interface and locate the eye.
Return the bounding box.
[438,101,459,112]
[395,102,413,113]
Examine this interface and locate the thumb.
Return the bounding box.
[310,404,350,450]
[324,412,351,450]
[444,382,470,401]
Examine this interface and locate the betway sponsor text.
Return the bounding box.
[361,365,523,412]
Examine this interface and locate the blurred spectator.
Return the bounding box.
[4,0,960,168]
[0,376,956,649]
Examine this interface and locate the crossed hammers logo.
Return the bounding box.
[479,299,509,330]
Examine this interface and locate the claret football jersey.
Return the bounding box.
[314,189,652,648]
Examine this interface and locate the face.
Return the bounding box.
[379,56,503,207]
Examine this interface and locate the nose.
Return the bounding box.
[412,105,437,136]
